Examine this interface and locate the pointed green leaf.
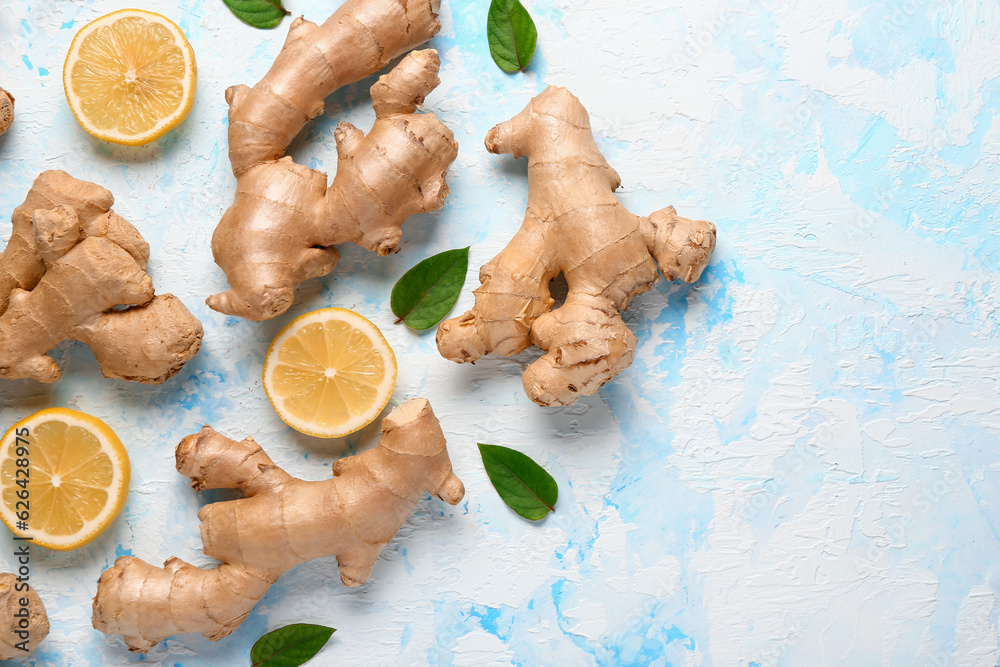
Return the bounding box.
[222,0,290,29]
[250,623,335,667]
[478,443,558,521]
[487,0,538,73]
[391,247,469,330]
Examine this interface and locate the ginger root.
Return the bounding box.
[0,171,203,383]
[208,0,458,321]
[437,86,717,406]
[0,572,48,659]
[93,398,464,652]
[0,87,12,136]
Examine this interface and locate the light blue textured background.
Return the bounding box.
[1,1,999,665]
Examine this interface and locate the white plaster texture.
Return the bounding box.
[0,1,998,665]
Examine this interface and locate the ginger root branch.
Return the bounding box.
[208,0,458,321]
[437,86,717,406]
[0,87,12,137]
[93,398,464,652]
[0,171,203,383]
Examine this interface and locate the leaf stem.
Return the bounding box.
[262,0,291,15]
[507,7,522,71]
[506,464,555,513]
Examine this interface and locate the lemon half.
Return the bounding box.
[263,308,398,438]
[0,408,130,551]
[63,9,197,145]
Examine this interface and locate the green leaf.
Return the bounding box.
[250,623,335,667]
[478,444,558,521]
[391,247,469,330]
[487,0,538,73]
[222,0,290,29]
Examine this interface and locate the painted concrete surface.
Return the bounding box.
[1,0,999,665]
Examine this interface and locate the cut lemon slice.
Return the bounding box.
[63,9,197,146]
[0,408,130,551]
[263,308,398,438]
